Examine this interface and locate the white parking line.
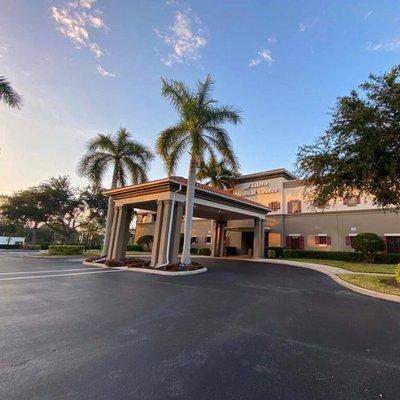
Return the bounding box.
[0,269,122,281]
[0,267,101,276]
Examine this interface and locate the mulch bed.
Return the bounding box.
[85,257,203,271]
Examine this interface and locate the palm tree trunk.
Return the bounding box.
[181,155,197,265]
[102,172,118,257]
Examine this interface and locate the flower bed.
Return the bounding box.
[84,256,203,271]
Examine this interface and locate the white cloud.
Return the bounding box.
[366,38,400,51]
[89,42,103,58]
[0,44,9,58]
[155,9,207,66]
[364,10,373,19]
[249,48,273,67]
[97,65,115,77]
[267,36,277,44]
[50,0,108,58]
[298,23,306,32]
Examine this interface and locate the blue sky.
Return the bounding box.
[0,0,399,193]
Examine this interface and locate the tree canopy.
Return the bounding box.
[296,65,400,209]
[77,127,154,187]
[197,156,238,189]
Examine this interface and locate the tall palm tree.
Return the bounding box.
[77,128,154,256]
[197,156,239,190]
[156,74,241,265]
[0,76,22,108]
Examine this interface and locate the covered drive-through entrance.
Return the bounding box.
[104,177,271,266]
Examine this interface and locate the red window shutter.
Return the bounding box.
[343,198,348,205]
[357,196,361,204]
[326,236,331,245]
[298,201,302,213]
[285,236,291,248]
[315,236,320,245]
[345,236,350,246]
[287,202,292,214]
[299,236,305,250]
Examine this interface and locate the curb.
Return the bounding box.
[82,261,207,276]
[250,258,400,304]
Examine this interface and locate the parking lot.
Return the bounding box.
[1,251,400,399]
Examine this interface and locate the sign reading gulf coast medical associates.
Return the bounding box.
[234,180,280,197]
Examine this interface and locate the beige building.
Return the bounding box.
[135,168,400,255]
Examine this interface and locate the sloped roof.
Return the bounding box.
[104,176,270,212]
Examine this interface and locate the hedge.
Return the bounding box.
[48,245,85,256]
[190,247,199,254]
[283,249,400,264]
[395,265,400,284]
[225,246,237,256]
[265,247,285,258]
[127,244,144,252]
[23,243,41,250]
[198,247,211,256]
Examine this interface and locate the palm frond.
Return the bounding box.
[0,76,22,109]
[196,74,215,107]
[161,77,191,111]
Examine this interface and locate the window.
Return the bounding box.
[315,235,331,246]
[386,236,400,253]
[191,236,198,244]
[269,201,280,211]
[287,200,301,214]
[343,196,361,207]
[286,235,304,250]
[205,235,211,244]
[345,235,356,248]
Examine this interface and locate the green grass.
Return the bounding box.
[289,258,396,274]
[338,274,400,296]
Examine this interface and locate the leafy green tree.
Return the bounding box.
[156,74,241,265]
[1,188,46,243]
[37,176,85,243]
[296,65,400,209]
[352,233,385,262]
[77,128,154,256]
[197,156,238,189]
[0,76,22,108]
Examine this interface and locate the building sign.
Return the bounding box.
[234,180,279,197]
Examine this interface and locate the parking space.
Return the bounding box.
[0,253,399,399]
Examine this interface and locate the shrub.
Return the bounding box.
[282,249,400,264]
[23,243,41,250]
[225,246,237,256]
[127,244,144,252]
[265,246,285,258]
[198,247,211,256]
[190,247,198,254]
[136,235,153,248]
[48,245,85,256]
[283,249,364,262]
[395,265,400,285]
[352,233,385,262]
[266,250,276,259]
[375,253,400,264]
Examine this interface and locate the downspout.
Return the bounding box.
[155,184,183,269]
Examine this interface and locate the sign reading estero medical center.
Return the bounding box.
[234,180,279,197]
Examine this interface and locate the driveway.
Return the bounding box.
[0,252,399,399]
